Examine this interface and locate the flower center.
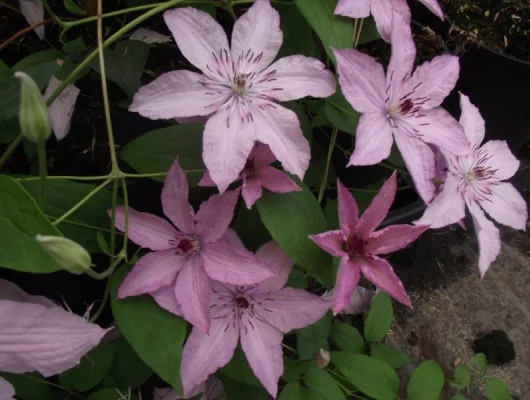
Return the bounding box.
[344,236,367,257]
[233,74,247,96]
[169,235,200,256]
[235,296,250,309]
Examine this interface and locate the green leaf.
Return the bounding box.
[357,17,380,44]
[110,265,187,393]
[220,346,261,386]
[59,342,115,392]
[221,376,270,400]
[294,0,353,64]
[304,140,337,189]
[450,365,471,390]
[484,377,513,400]
[370,343,411,369]
[0,373,54,400]
[279,380,305,400]
[88,388,138,400]
[97,231,111,255]
[120,124,206,186]
[0,61,12,82]
[0,118,20,145]
[286,267,308,289]
[297,312,332,360]
[305,367,346,400]
[364,292,393,342]
[64,0,86,14]
[332,352,399,400]
[63,37,88,55]
[103,338,152,390]
[282,357,313,381]
[469,353,487,375]
[0,175,61,273]
[278,5,317,58]
[451,395,469,400]
[330,321,364,354]
[256,180,332,286]
[406,360,445,400]
[13,50,64,71]
[324,89,360,135]
[232,205,271,252]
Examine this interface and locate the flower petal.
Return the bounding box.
[0,300,107,376]
[195,190,240,243]
[309,230,346,257]
[201,242,274,285]
[360,256,411,307]
[231,0,282,74]
[480,182,527,231]
[252,143,276,167]
[371,0,410,42]
[150,284,182,317]
[240,314,283,398]
[337,180,359,235]
[333,257,362,315]
[43,77,80,141]
[241,178,263,209]
[348,112,394,166]
[467,201,501,277]
[458,93,485,148]
[162,159,195,234]
[387,12,415,93]
[257,166,301,194]
[323,286,375,315]
[480,140,520,181]
[418,0,444,19]
[198,171,217,187]
[175,258,211,333]
[252,102,310,181]
[334,0,371,18]
[118,250,184,299]
[365,224,428,255]
[256,55,336,102]
[163,7,230,74]
[333,49,386,113]
[130,28,172,44]
[252,241,295,294]
[112,206,177,251]
[0,279,55,307]
[129,70,229,120]
[0,377,15,400]
[19,0,44,39]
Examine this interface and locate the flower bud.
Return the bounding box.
[314,348,331,368]
[36,235,92,275]
[15,71,52,143]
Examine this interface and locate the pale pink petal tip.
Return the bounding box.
[19,0,44,39]
[0,377,15,400]
[43,76,80,141]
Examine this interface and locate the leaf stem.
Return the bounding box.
[16,174,111,182]
[45,215,115,233]
[89,275,112,322]
[0,135,23,170]
[354,18,364,48]
[317,127,338,203]
[281,343,298,355]
[36,141,48,208]
[86,254,124,280]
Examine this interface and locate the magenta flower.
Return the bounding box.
[0,279,108,377]
[179,241,331,398]
[416,94,528,277]
[199,143,301,208]
[335,0,443,42]
[129,0,336,192]
[0,377,15,400]
[113,159,274,333]
[333,15,471,204]
[310,173,428,313]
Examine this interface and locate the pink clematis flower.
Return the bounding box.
[129,0,336,192]
[335,0,443,42]
[113,159,274,333]
[416,94,528,277]
[310,173,428,314]
[179,241,331,398]
[0,377,15,400]
[0,279,108,377]
[199,143,301,208]
[153,377,223,400]
[333,15,471,204]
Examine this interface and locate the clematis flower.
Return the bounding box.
[333,15,471,204]
[129,0,336,192]
[113,159,274,333]
[0,279,108,377]
[322,286,375,315]
[199,143,301,208]
[43,76,80,141]
[19,0,44,39]
[416,94,528,277]
[335,0,443,42]
[0,377,15,400]
[310,173,427,314]
[153,377,223,400]
[179,241,331,398]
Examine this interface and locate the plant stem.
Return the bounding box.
[0,135,23,170]
[17,174,111,182]
[281,343,298,354]
[46,215,115,233]
[89,276,112,322]
[224,5,237,21]
[120,177,130,250]
[354,18,364,47]
[0,19,54,52]
[317,127,338,203]
[109,179,119,255]
[86,254,124,280]
[36,141,47,208]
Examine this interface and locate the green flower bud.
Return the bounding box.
[36,235,92,275]
[15,71,52,143]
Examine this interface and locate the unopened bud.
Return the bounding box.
[314,348,331,368]
[15,71,52,143]
[36,235,92,274]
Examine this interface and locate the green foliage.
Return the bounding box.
[484,377,513,400]
[103,338,152,390]
[357,17,380,44]
[330,321,365,354]
[450,365,471,390]
[64,0,86,14]
[297,312,333,360]
[470,353,488,375]
[232,205,271,252]
[305,367,346,400]
[277,5,317,58]
[0,373,54,400]
[324,89,360,135]
[282,357,314,382]
[370,343,411,369]
[220,376,270,400]
[88,388,138,400]
[364,292,393,342]
[451,395,469,400]
[407,360,445,400]
[220,346,261,386]
[286,267,308,289]
[279,380,306,400]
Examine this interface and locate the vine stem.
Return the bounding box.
[317,127,338,203]
[36,141,48,208]
[0,135,23,170]
[354,18,364,48]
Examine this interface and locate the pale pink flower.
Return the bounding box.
[0,279,107,377]
[43,76,80,141]
[112,159,273,333]
[153,377,223,400]
[310,173,428,313]
[333,15,471,204]
[199,143,301,208]
[179,241,331,398]
[0,377,15,400]
[416,93,528,277]
[322,286,375,315]
[335,0,443,42]
[19,0,44,39]
[129,0,336,192]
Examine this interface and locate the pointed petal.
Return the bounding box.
[0,300,107,376]
[153,387,181,400]
[180,318,239,396]
[458,93,485,148]
[257,166,301,194]
[327,286,375,315]
[175,258,211,333]
[19,0,44,39]
[371,0,410,42]
[357,172,397,237]
[231,0,282,73]
[254,288,331,333]
[201,242,274,285]
[195,190,240,243]
[240,314,283,398]
[118,250,183,298]
[348,112,394,166]
[360,256,411,307]
[365,224,428,255]
[43,77,80,141]
[0,279,55,307]
[163,7,230,74]
[162,159,195,233]
[220,228,247,251]
[0,377,15,400]
[198,171,217,187]
[480,140,520,181]
[337,180,359,235]
[393,131,436,203]
[418,0,444,19]
[112,206,177,251]
[203,103,255,192]
[130,28,172,44]
[241,178,262,209]
[333,49,386,113]
[256,56,336,102]
[387,12,415,92]
[129,70,229,120]
[480,182,527,231]
[252,143,276,167]
[467,201,501,277]
[253,102,310,181]
[150,284,182,317]
[309,230,346,257]
[252,241,295,294]
[333,257,362,315]
[334,0,371,18]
